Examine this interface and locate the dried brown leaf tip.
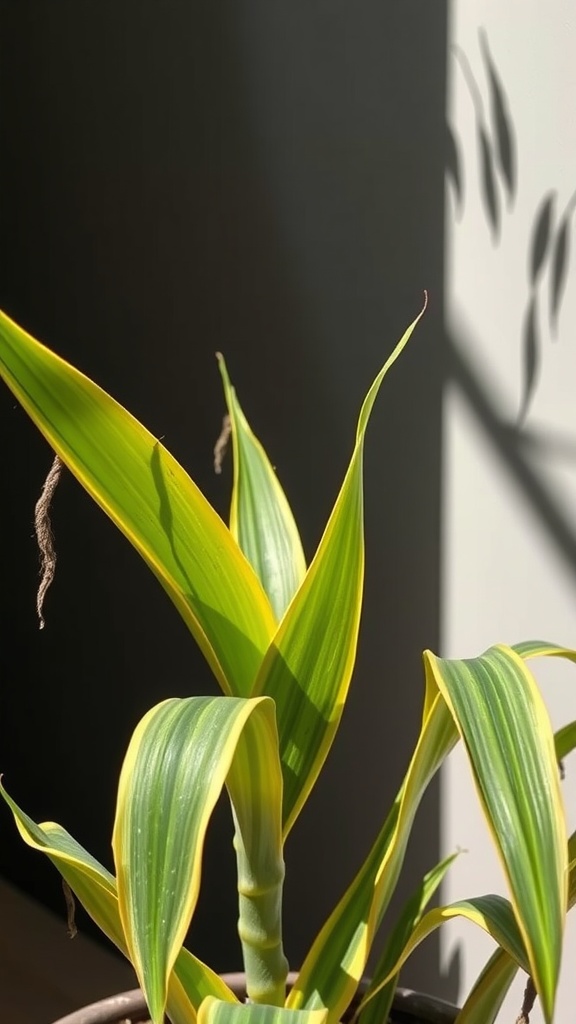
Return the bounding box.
[214,414,232,475]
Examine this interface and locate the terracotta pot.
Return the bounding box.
[51,974,459,1024]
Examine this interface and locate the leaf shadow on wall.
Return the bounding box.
[449,29,517,242]
[448,324,576,580]
[518,188,576,424]
[447,28,575,428]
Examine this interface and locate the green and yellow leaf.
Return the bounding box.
[199,996,328,1024]
[357,894,529,1006]
[351,895,531,1024]
[288,691,458,1023]
[355,853,458,1024]
[457,743,576,1024]
[513,640,576,667]
[290,641,570,1023]
[0,309,276,696]
[455,950,519,1024]
[113,695,287,1024]
[427,645,567,1023]
[0,780,235,1024]
[253,300,428,834]
[217,355,306,621]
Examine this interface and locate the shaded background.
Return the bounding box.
[0,0,450,1001]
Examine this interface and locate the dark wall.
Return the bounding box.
[0,0,450,999]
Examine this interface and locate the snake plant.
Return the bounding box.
[0,301,574,1024]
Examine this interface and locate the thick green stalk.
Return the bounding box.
[233,812,289,1006]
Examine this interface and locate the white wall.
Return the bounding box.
[443,2,576,1020]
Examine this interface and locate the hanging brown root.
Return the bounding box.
[34,454,63,629]
[214,413,231,474]
[515,975,536,1024]
[62,879,77,939]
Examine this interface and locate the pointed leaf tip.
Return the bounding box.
[217,355,306,621]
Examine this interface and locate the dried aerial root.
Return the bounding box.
[62,878,77,939]
[34,454,63,629]
[515,975,536,1024]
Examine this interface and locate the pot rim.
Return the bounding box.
[51,976,459,1024]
